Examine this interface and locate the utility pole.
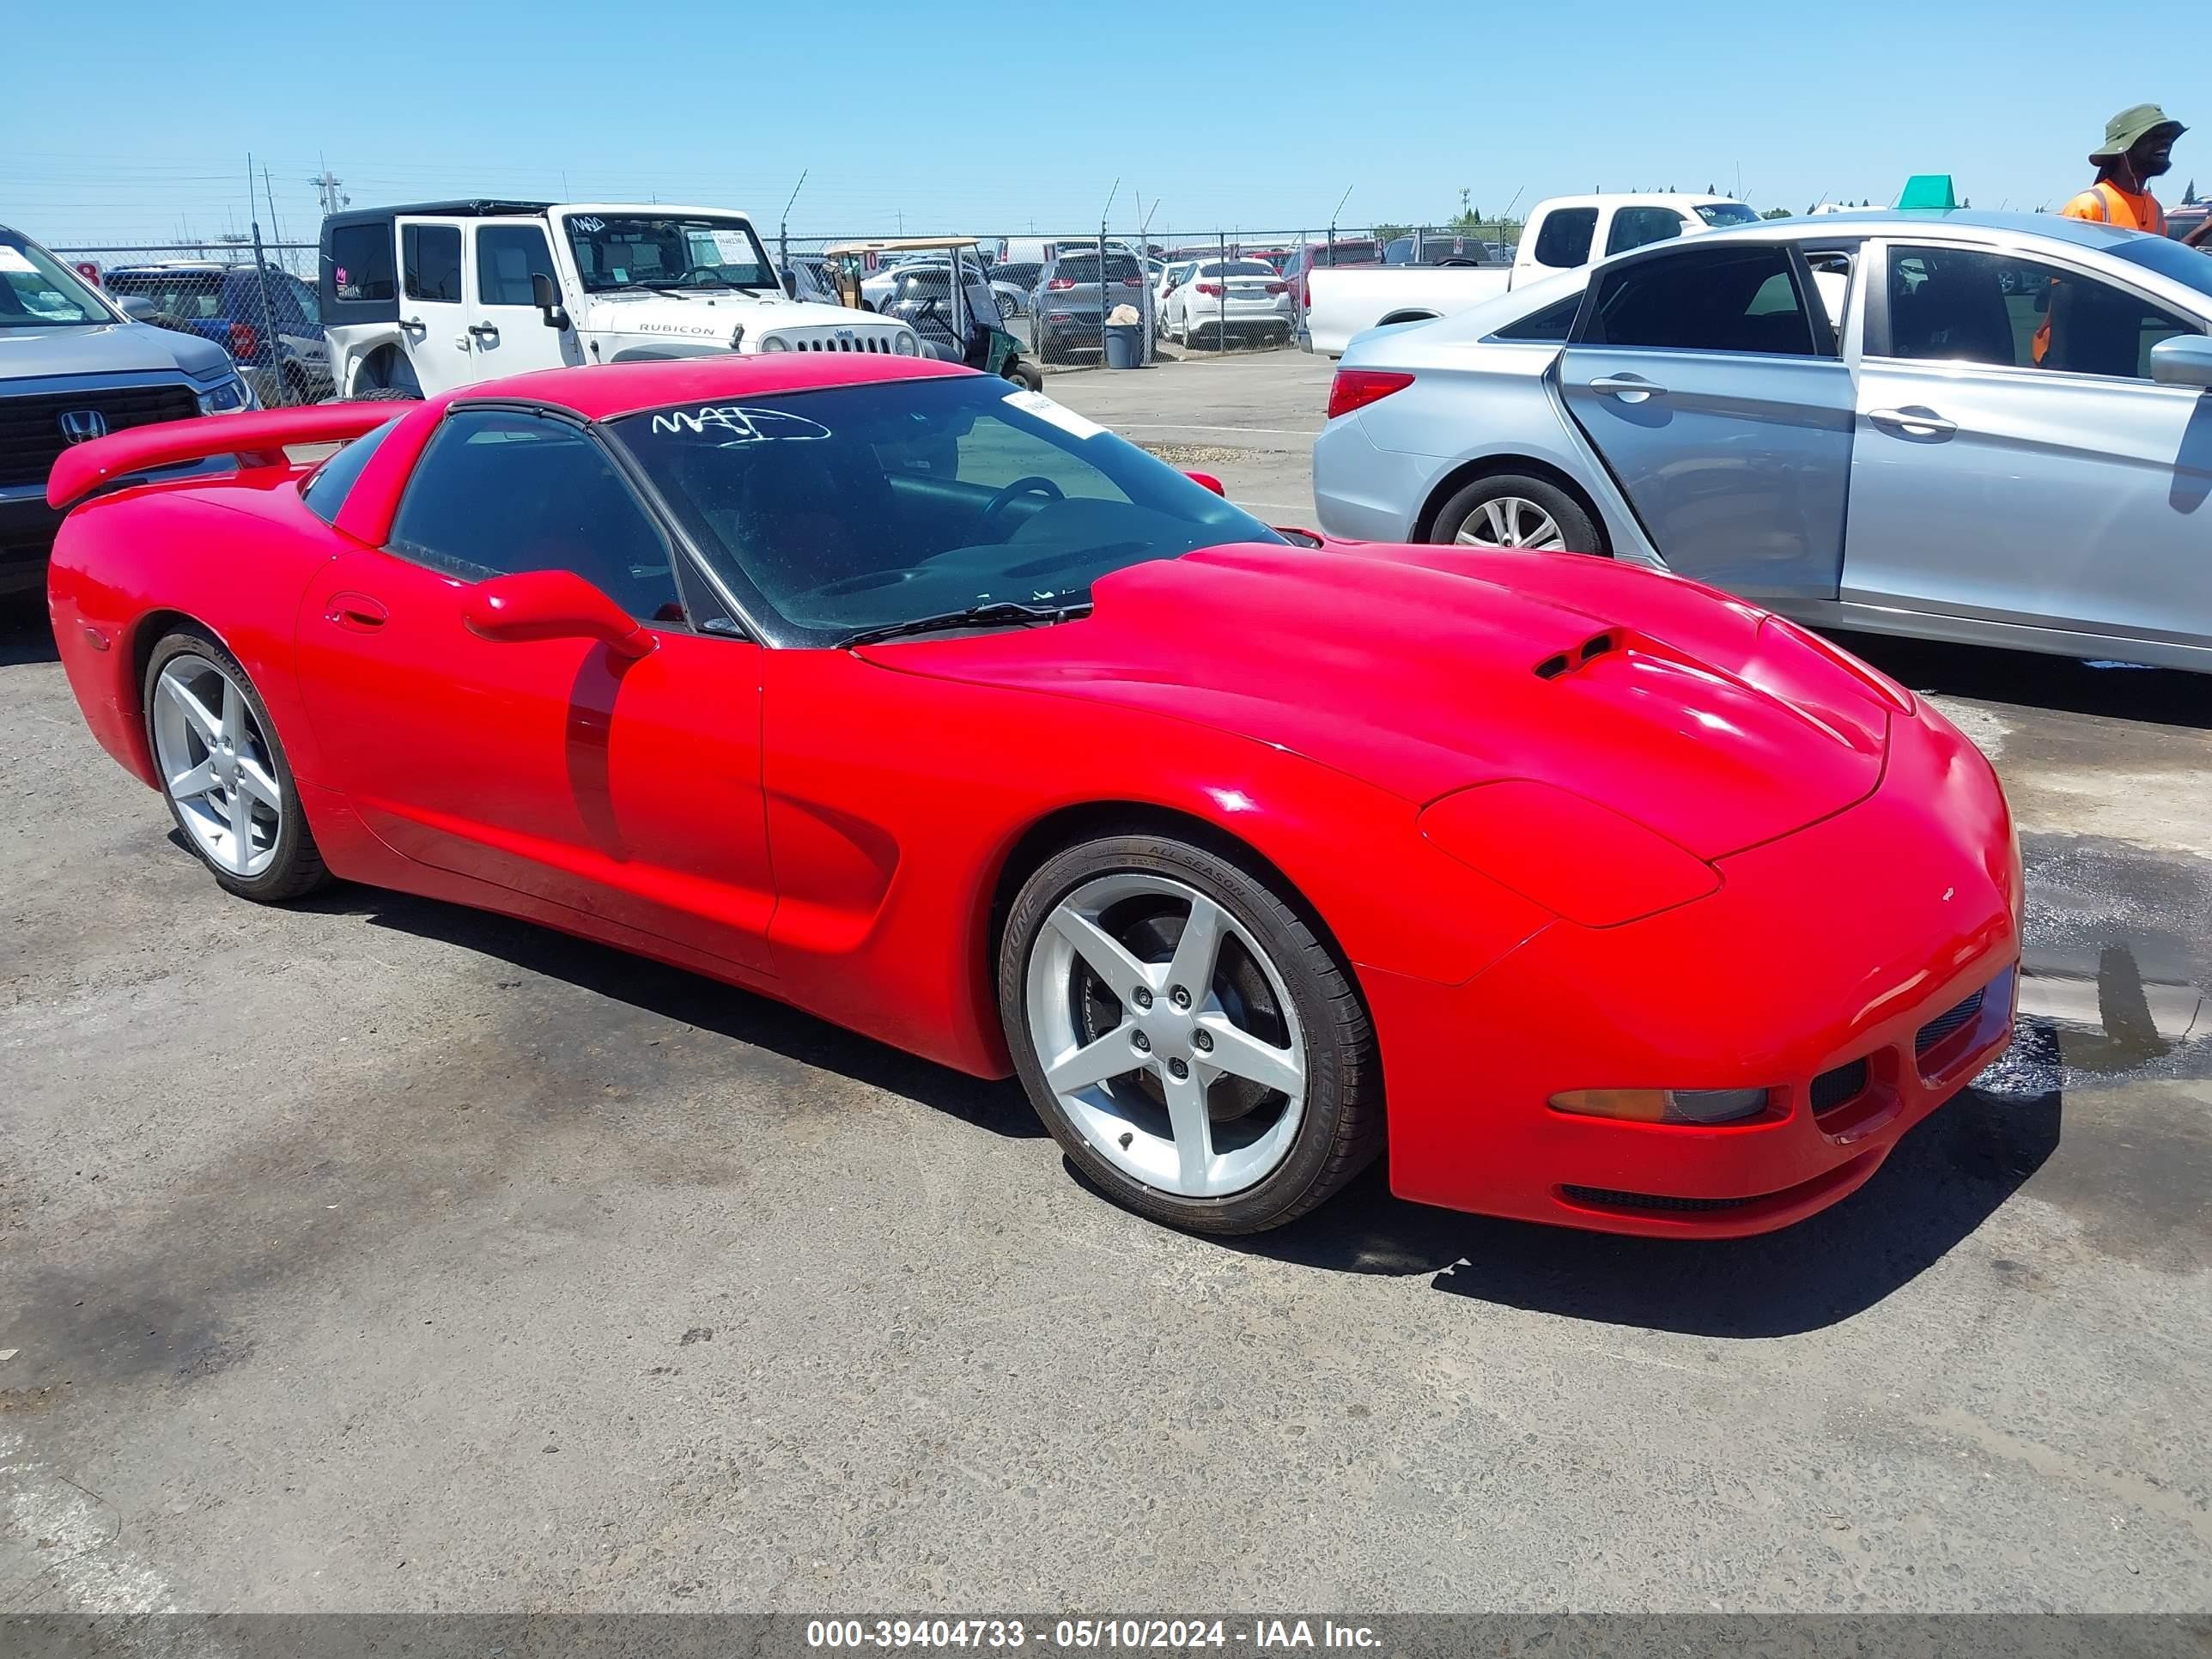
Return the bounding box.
[246,155,287,404]
[261,164,283,246]
[310,157,347,219]
[780,168,807,276]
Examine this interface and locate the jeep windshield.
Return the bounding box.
[611,374,1285,647]
[0,233,112,327]
[563,213,778,295]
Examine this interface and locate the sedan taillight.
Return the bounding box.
[1195,282,1222,297]
[1264,281,1286,295]
[1326,369,1414,420]
[228,321,260,361]
[1046,276,1076,290]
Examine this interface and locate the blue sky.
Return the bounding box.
[6,0,2208,252]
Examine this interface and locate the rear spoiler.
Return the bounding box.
[46,404,398,512]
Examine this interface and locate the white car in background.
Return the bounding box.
[1153,259,1197,326]
[1163,258,1291,347]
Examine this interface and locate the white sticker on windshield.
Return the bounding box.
[0,246,37,274]
[1003,388,1104,441]
[709,230,757,264]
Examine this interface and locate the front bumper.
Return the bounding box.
[1362,697,2021,1237]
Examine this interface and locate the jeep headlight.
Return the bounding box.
[892,330,919,356]
[759,335,793,352]
[197,375,255,414]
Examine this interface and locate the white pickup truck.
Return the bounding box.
[1301,194,1761,356]
[319,200,919,398]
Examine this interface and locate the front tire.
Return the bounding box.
[143,629,330,903]
[999,832,1381,1234]
[1428,472,1603,554]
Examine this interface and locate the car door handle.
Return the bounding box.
[325,593,388,631]
[468,323,501,343]
[1867,406,1958,438]
[1589,375,1666,400]
[400,316,426,332]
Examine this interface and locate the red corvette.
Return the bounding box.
[45,356,2021,1237]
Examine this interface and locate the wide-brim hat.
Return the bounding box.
[2091,103,2185,163]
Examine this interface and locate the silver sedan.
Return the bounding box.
[1313,211,2212,672]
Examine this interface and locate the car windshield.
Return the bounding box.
[2107,231,2212,301]
[611,374,1285,647]
[1051,254,1144,284]
[563,213,776,294]
[105,270,228,319]
[0,234,112,327]
[1695,203,1763,228]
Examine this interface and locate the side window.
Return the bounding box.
[1883,243,2201,379]
[283,273,320,325]
[387,410,684,623]
[329,223,394,302]
[1532,208,1599,269]
[1583,246,1818,356]
[301,419,400,525]
[401,224,463,304]
[1491,293,1583,343]
[476,225,558,307]
[1606,207,1686,256]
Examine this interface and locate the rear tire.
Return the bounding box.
[999,831,1382,1235]
[349,347,422,400]
[143,628,330,903]
[1428,472,1604,555]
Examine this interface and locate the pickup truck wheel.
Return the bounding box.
[1430,474,1603,556]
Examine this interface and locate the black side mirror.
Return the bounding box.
[530,272,569,330]
[781,270,799,299]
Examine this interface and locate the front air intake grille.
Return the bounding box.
[1916,987,1986,1055]
[1810,1057,1870,1115]
[0,383,202,488]
[1560,1185,1755,1214]
[796,336,890,353]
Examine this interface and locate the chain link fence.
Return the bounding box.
[54,240,326,406]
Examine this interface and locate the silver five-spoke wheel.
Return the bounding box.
[151,653,283,878]
[1025,872,1307,1199]
[1454,495,1565,550]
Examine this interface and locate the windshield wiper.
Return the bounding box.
[837,600,1092,649]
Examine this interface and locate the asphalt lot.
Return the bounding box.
[2,349,2208,1615]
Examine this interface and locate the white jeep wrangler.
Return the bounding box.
[318,199,920,398]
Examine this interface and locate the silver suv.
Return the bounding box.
[1,223,255,597]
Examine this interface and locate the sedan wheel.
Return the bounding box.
[145,630,329,902]
[1429,473,1604,557]
[1455,496,1565,550]
[1000,834,1381,1233]
[996,291,1018,321]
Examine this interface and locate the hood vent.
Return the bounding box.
[1534,631,1620,682]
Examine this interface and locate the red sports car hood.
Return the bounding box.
[858,543,1897,860]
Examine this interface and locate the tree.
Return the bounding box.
[2185,179,2201,205]
[1371,222,1413,243]
[1761,206,1793,220]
